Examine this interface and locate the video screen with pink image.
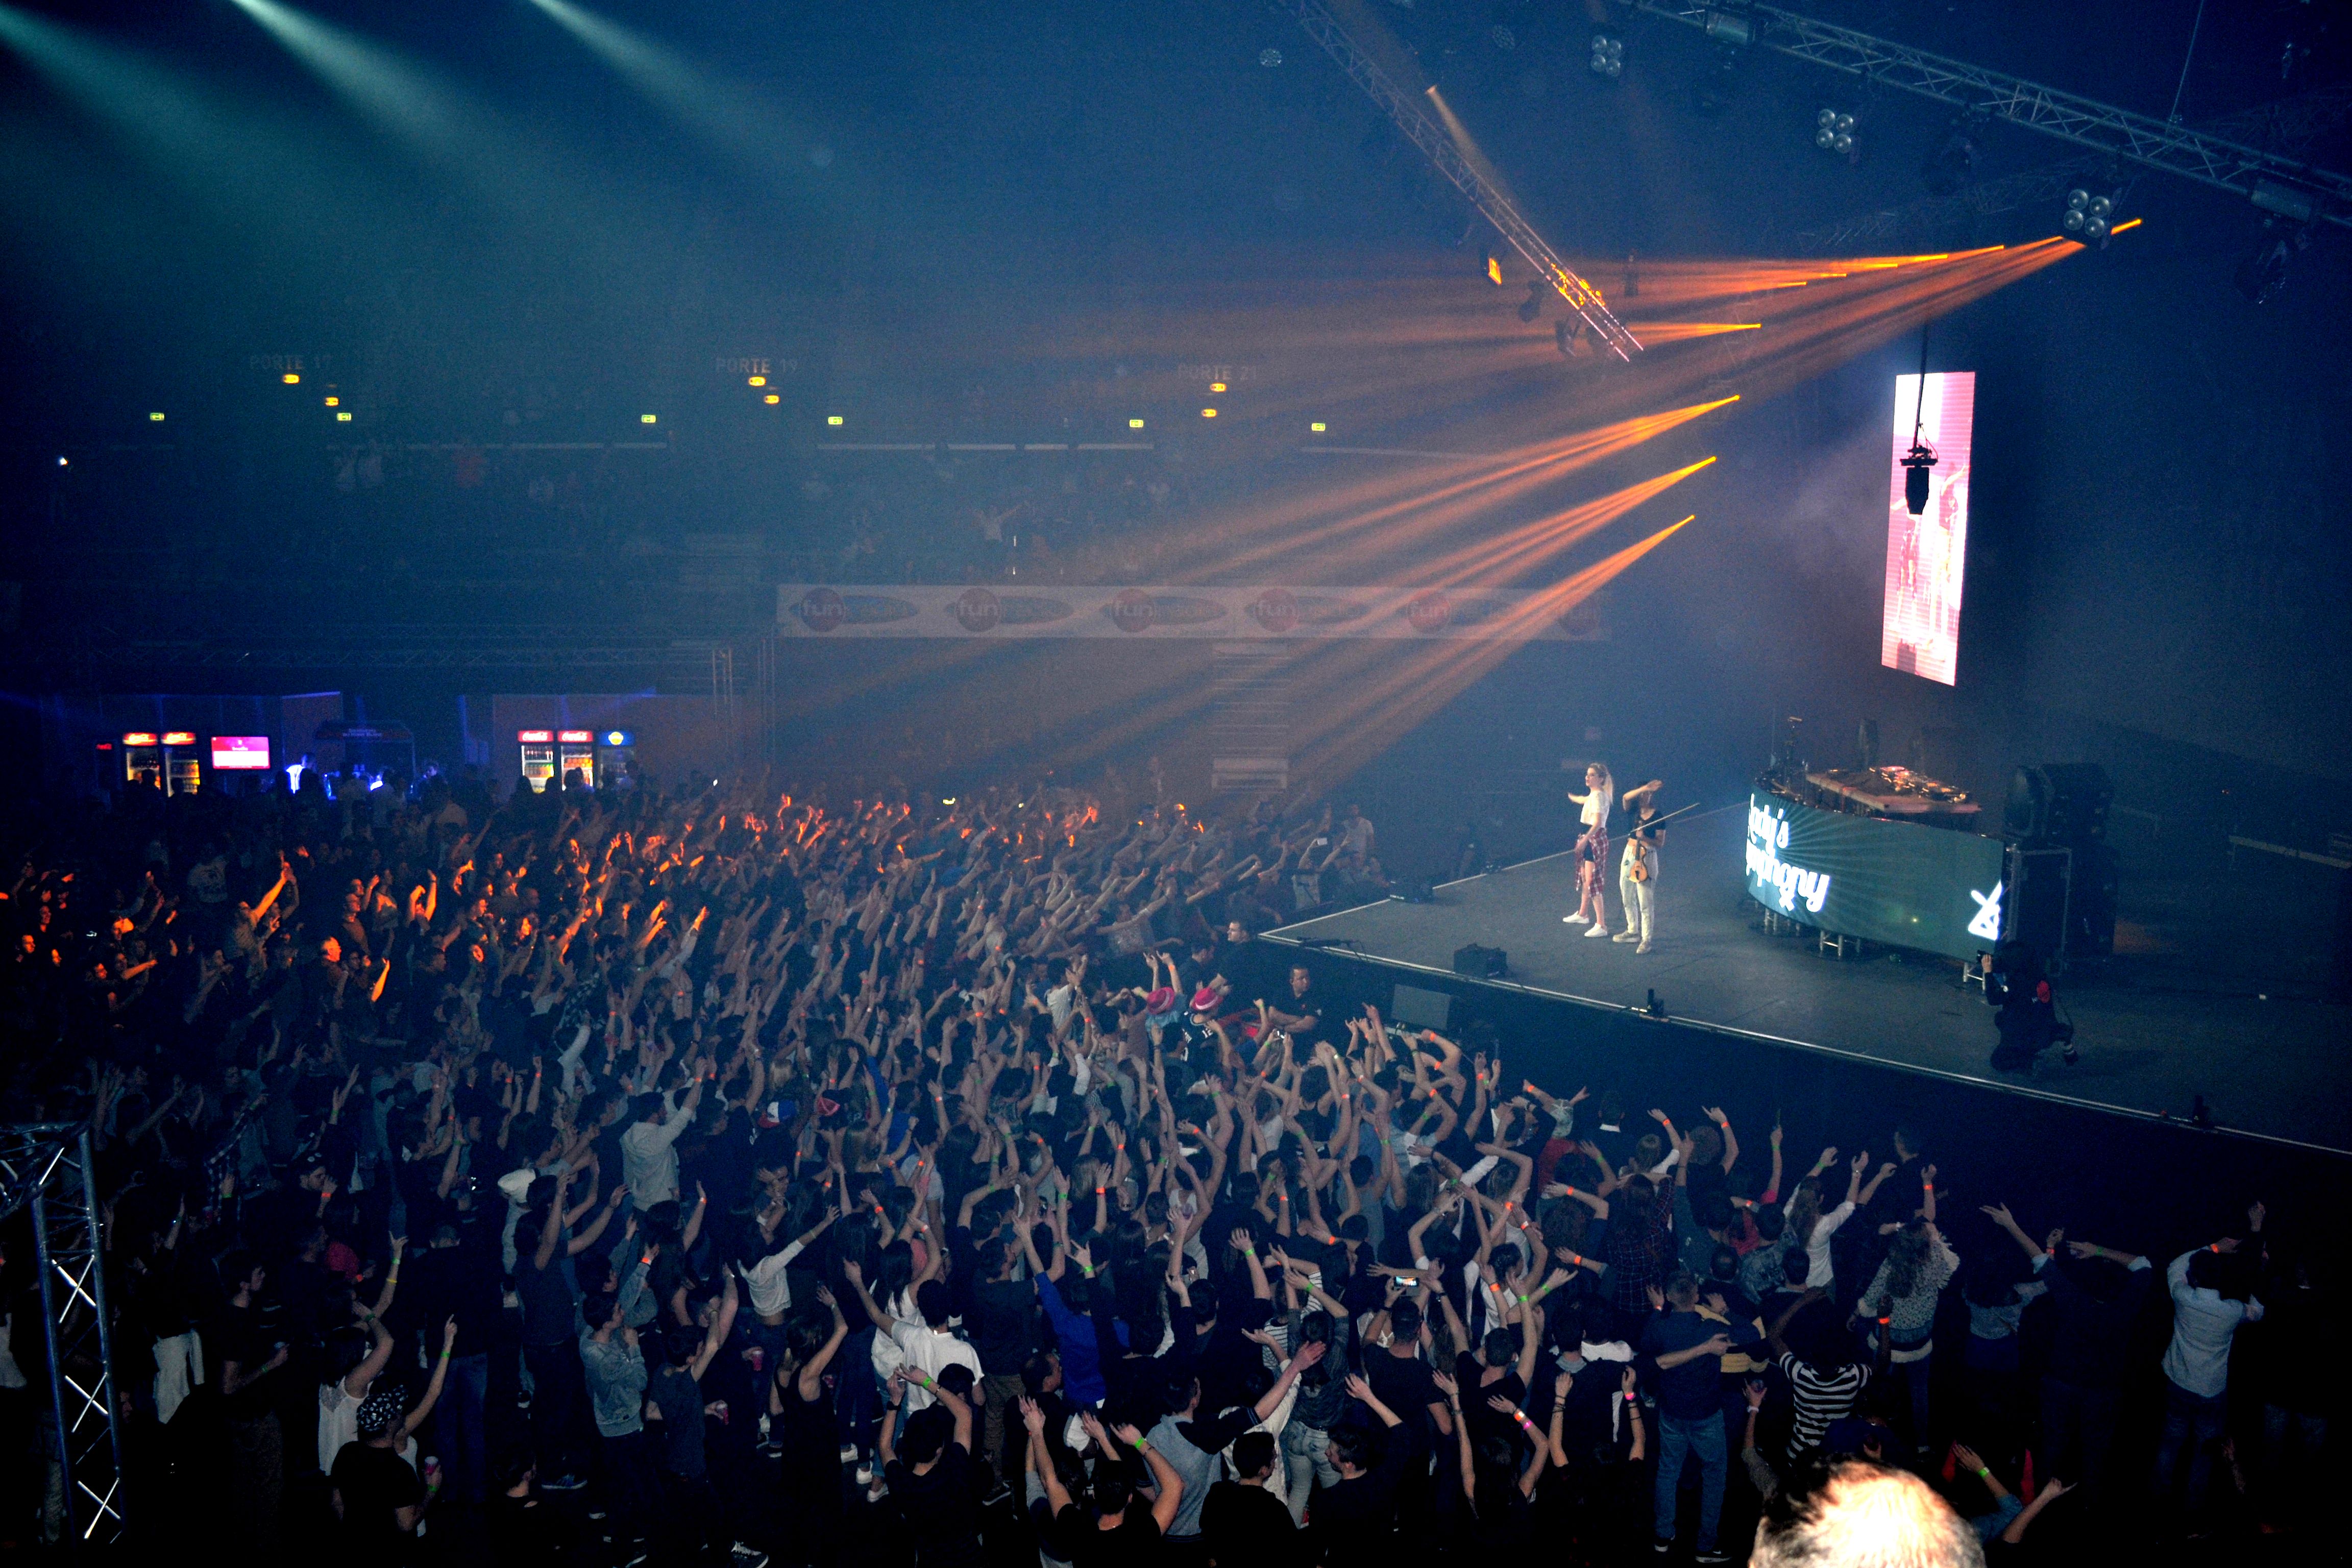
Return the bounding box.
[1883,371,1975,686]
[210,736,272,770]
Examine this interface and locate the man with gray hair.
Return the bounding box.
[1750,1461,1984,1568]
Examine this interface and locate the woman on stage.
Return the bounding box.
[1614,778,1666,953]
[1563,762,1615,935]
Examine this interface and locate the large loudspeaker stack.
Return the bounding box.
[2002,764,2118,968]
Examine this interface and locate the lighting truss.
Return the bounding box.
[0,1126,126,1547]
[1281,0,1643,360]
[1635,4,2352,230]
[1788,85,2352,252]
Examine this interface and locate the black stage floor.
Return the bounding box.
[1267,807,2349,1156]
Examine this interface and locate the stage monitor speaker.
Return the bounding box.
[1452,943,1507,979]
[2004,764,2114,844]
[2069,842,2117,957]
[1391,984,1452,1030]
[2003,845,2071,963]
[1398,877,1438,904]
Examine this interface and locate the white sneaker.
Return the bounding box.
[1584,923,1612,937]
[1612,931,1637,943]
[1563,912,1589,924]
[1635,940,1652,954]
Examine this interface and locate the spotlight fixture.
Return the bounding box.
[1701,10,1753,46]
[1589,33,1624,79]
[1900,438,1937,515]
[1517,280,1545,323]
[2234,224,2309,305]
[2061,188,2120,241]
[1814,107,1856,156]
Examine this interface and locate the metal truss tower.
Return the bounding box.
[0,1125,126,1548]
[1636,3,2352,231]
[1283,1,1644,361]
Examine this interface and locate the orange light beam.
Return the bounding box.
[1186,397,1735,579]
[1407,457,1716,589]
[1287,518,1695,782]
[1623,321,1762,344]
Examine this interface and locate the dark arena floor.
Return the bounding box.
[1267,806,2350,1157]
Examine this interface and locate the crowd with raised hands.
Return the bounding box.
[0,764,2329,1567]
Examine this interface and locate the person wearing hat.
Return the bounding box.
[330,1385,431,1563]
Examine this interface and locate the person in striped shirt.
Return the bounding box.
[1766,1293,1870,1463]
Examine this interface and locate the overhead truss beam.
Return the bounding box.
[1284,1,1643,360]
[1788,85,2352,252]
[1636,3,2352,230]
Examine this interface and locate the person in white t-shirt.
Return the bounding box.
[1564,764,1615,934]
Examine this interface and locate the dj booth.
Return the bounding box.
[1745,767,2008,963]
[1746,760,2116,966]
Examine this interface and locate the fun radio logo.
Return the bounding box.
[1108,589,1156,634]
[1248,589,1299,634]
[794,588,845,633]
[1406,591,1452,633]
[951,587,1003,633]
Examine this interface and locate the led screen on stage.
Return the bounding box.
[1883,371,1975,685]
[1746,791,2007,961]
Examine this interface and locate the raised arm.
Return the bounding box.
[1435,1371,1477,1503]
[400,1318,460,1441]
[1978,1203,2045,1264]
[1119,1423,1186,1533]
[1021,1398,1072,1515]
[686,1270,740,1381]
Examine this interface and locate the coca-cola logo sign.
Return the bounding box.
[951,587,1002,633]
[795,587,846,633]
[1407,591,1452,633]
[1108,589,1156,634]
[1247,589,1298,634]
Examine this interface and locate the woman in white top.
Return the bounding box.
[1563,763,1615,934]
[1782,1149,1887,1290]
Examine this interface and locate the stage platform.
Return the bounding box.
[1266,806,2350,1156]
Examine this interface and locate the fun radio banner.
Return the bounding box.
[776,584,1607,641]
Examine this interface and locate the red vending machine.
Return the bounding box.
[557,729,597,789]
[517,729,558,793]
